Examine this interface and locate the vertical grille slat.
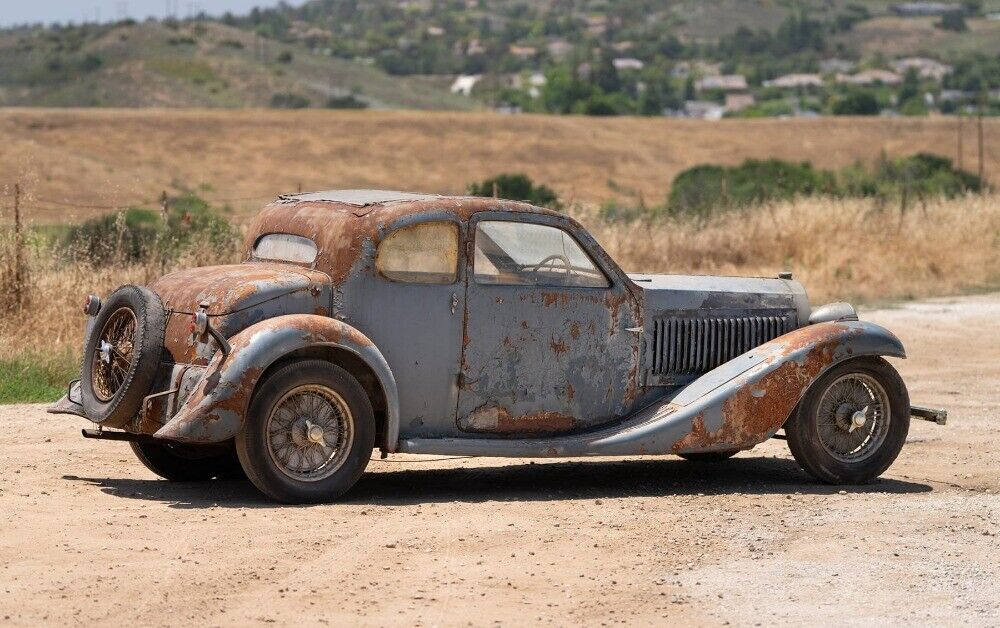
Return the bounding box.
[650,312,792,377]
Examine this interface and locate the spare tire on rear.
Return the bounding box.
[80,285,166,429]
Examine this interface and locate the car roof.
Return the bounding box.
[277,189,441,207]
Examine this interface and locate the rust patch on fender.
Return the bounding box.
[671,330,843,452]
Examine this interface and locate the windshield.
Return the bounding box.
[253,233,318,264]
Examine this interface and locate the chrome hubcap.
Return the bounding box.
[266,385,354,482]
[816,373,891,463]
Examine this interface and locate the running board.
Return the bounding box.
[911,405,948,426]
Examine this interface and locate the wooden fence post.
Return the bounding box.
[160,190,169,225]
[13,182,24,310]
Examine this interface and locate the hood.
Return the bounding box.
[149,263,330,316]
[629,273,810,322]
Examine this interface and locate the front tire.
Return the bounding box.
[786,357,909,484]
[236,360,375,503]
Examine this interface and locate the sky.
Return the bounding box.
[1,0,308,28]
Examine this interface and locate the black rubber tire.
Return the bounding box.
[786,356,910,485]
[80,285,166,429]
[678,450,740,462]
[236,360,375,504]
[130,441,245,482]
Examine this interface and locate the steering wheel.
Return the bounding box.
[527,254,573,278]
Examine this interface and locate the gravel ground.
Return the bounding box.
[0,293,997,627]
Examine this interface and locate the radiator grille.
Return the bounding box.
[652,313,793,376]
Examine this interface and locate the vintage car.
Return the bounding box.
[50,190,947,503]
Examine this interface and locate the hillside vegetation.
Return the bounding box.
[0,20,475,110]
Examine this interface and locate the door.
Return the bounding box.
[457,214,640,437]
[347,219,465,438]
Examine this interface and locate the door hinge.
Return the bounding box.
[451,292,459,315]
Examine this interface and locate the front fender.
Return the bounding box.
[600,319,905,455]
[154,315,400,449]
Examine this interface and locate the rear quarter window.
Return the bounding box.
[253,233,318,264]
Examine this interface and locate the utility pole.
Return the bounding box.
[957,111,963,171]
[978,92,986,191]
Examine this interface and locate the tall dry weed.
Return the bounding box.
[585,193,1000,304]
[0,194,997,368]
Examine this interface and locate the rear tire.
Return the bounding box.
[236,360,375,504]
[786,357,909,484]
[130,441,245,482]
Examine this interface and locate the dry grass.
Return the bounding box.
[588,193,1000,305]
[1,193,997,374]
[2,109,996,224]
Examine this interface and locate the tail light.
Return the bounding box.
[83,294,101,316]
[190,311,209,337]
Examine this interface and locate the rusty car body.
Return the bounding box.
[50,190,946,503]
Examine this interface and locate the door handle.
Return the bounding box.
[451,292,458,315]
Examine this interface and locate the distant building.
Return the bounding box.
[466,39,486,56]
[671,61,723,78]
[546,39,574,60]
[426,26,445,37]
[891,57,953,80]
[612,58,645,72]
[683,100,726,120]
[696,74,748,92]
[450,74,482,96]
[891,2,963,16]
[763,73,824,89]
[508,45,537,60]
[725,93,756,112]
[836,70,903,86]
[819,58,856,74]
[611,41,635,52]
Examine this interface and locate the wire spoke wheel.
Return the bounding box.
[814,373,891,463]
[265,384,354,482]
[91,307,138,402]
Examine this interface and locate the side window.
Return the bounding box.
[474,221,610,288]
[376,222,459,284]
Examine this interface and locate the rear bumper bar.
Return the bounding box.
[911,405,947,425]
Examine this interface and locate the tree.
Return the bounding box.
[832,91,880,115]
[937,11,968,32]
[467,173,560,208]
[897,68,921,105]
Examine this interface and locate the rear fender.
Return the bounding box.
[154,314,399,448]
[605,319,906,454]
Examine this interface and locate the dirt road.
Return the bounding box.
[1,294,997,626]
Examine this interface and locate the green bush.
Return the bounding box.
[59,194,238,266]
[668,159,837,217]
[270,92,310,108]
[831,90,880,115]
[664,154,982,219]
[467,173,561,209]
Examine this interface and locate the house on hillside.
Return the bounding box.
[836,70,903,86]
[683,101,726,120]
[450,74,482,96]
[546,39,574,60]
[509,45,538,60]
[820,58,856,74]
[612,58,645,72]
[763,73,824,89]
[725,93,756,112]
[891,57,953,80]
[696,74,748,92]
[891,2,963,16]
